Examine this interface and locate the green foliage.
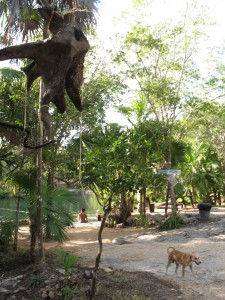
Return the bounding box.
[2,174,76,244]
[56,250,79,275]
[181,144,223,202]
[0,189,10,199]
[174,183,185,197]
[0,221,15,247]
[159,209,184,231]
[29,274,43,287]
[8,170,37,194]
[42,187,76,243]
[135,214,149,227]
[0,68,24,82]
[61,286,73,300]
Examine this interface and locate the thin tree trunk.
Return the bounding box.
[14,156,25,252]
[166,147,176,210]
[170,182,176,210]
[139,190,143,213]
[221,163,225,198]
[13,193,20,252]
[143,188,146,216]
[36,80,45,266]
[29,209,37,262]
[89,199,112,299]
[165,183,170,215]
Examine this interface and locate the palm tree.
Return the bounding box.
[0,0,99,45]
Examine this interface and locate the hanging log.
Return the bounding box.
[0,7,90,139]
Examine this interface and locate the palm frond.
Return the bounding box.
[0,0,41,45]
[0,67,24,81]
[43,211,69,243]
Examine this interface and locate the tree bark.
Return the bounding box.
[0,25,90,139]
[13,194,20,252]
[89,200,112,299]
[36,81,45,266]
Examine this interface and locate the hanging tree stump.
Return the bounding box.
[0,7,90,139]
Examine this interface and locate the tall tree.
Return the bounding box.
[111,3,208,208]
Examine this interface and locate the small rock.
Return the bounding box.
[13,287,26,293]
[83,270,93,279]
[116,223,125,228]
[56,268,65,275]
[112,238,131,245]
[0,287,11,294]
[7,296,17,300]
[101,267,113,272]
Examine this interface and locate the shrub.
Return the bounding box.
[159,209,184,230]
[56,250,79,275]
[135,214,149,227]
[0,221,15,247]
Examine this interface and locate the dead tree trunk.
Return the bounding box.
[0,8,90,139]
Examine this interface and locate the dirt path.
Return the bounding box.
[18,207,225,299]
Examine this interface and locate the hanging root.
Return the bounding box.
[0,121,55,149]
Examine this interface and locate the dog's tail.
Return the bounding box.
[167,246,175,254]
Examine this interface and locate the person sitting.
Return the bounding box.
[96,210,101,221]
[78,208,88,223]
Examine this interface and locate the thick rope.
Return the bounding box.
[79,112,83,183]
[23,81,28,130]
[78,111,89,207]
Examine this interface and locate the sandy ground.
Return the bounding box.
[18,206,225,299]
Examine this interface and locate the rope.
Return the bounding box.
[23,81,28,130]
[78,111,89,207]
[79,112,83,183]
[76,85,91,210]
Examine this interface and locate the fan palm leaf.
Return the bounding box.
[0,0,41,44]
[0,67,24,81]
[0,0,99,45]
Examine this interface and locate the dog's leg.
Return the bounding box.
[175,262,179,275]
[189,264,195,278]
[182,265,185,277]
[166,258,172,273]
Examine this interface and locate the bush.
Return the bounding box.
[0,221,15,247]
[135,214,149,227]
[159,209,184,230]
[56,250,79,275]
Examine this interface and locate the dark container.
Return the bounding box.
[197,203,212,221]
[150,203,155,213]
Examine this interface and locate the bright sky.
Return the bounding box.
[1,1,225,125]
[96,0,225,124]
[97,0,225,47]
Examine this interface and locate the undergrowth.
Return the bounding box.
[159,209,184,230]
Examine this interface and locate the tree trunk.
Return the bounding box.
[218,191,221,206]
[29,213,37,262]
[165,146,176,209]
[139,190,143,213]
[36,81,45,266]
[14,156,25,252]
[119,192,132,223]
[90,199,112,299]
[165,183,170,215]
[221,162,225,198]
[13,194,20,252]
[143,188,146,216]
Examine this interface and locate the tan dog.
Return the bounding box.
[166,247,201,277]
